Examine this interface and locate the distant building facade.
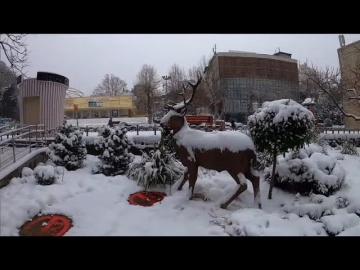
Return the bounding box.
[17,72,69,130]
[64,93,136,119]
[204,51,300,122]
[337,37,360,128]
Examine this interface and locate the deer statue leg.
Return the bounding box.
[188,166,199,200]
[245,171,262,209]
[178,169,189,191]
[221,172,247,209]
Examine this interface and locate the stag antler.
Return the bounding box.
[179,73,203,107]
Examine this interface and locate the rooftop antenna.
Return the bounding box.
[339,34,345,47]
[212,44,217,55]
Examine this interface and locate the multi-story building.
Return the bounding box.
[337,37,360,128]
[64,92,136,119]
[204,50,300,122]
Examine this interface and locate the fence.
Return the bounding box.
[318,127,360,134]
[0,125,54,171]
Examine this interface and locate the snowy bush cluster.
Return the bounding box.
[94,125,134,176]
[264,144,346,196]
[20,164,65,186]
[34,165,56,185]
[128,128,184,190]
[340,140,359,156]
[47,123,87,171]
[128,148,184,190]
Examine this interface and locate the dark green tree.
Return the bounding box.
[95,125,134,176]
[48,123,87,170]
[248,99,315,199]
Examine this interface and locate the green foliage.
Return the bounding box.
[160,127,175,153]
[48,124,87,171]
[95,126,134,176]
[128,128,184,190]
[248,99,316,155]
[341,140,359,156]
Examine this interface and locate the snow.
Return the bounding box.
[160,113,255,155]
[321,213,360,235]
[302,98,315,104]
[0,148,48,181]
[269,144,345,195]
[3,138,360,235]
[249,99,314,124]
[34,165,55,180]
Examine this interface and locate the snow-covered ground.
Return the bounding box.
[1,146,360,236]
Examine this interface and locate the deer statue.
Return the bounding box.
[158,73,262,209]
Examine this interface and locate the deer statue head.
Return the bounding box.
[160,73,202,134]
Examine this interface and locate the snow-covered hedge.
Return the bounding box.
[265,144,346,196]
[34,165,56,185]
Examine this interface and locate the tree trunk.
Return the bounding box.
[146,91,152,124]
[268,149,277,200]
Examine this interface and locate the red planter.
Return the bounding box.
[128,191,166,207]
[19,214,72,236]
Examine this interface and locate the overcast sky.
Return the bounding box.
[15,34,360,96]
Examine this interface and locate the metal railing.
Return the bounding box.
[0,124,53,171]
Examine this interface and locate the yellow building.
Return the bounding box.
[65,94,136,119]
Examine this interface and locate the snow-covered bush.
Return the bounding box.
[128,128,184,190]
[128,148,184,190]
[341,140,359,156]
[265,147,346,196]
[282,194,351,223]
[248,99,315,199]
[97,125,112,137]
[94,125,134,176]
[34,165,56,185]
[47,123,87,171]
[321,213,360,236]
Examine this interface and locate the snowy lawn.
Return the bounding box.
[1,148,360,236]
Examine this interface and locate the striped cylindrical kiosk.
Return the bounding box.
[17,72,69,130]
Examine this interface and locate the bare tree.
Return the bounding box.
[92,74,127,96]
[199,54,226,119]
[185,65,211,114]
[304,63,359,123]
[166,63,186,101]
[0,34,28,76]
[135,64,160,124]
[0,61,16,90]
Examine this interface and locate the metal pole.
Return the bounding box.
[29,126,31,153]
[76,112,79,127]
[35,124,38,149]
[12,133,15,163]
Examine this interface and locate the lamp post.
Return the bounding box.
[162,75,171,97]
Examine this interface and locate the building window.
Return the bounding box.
[88,101,102,107]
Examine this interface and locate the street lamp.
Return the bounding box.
[162,75,171,95]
